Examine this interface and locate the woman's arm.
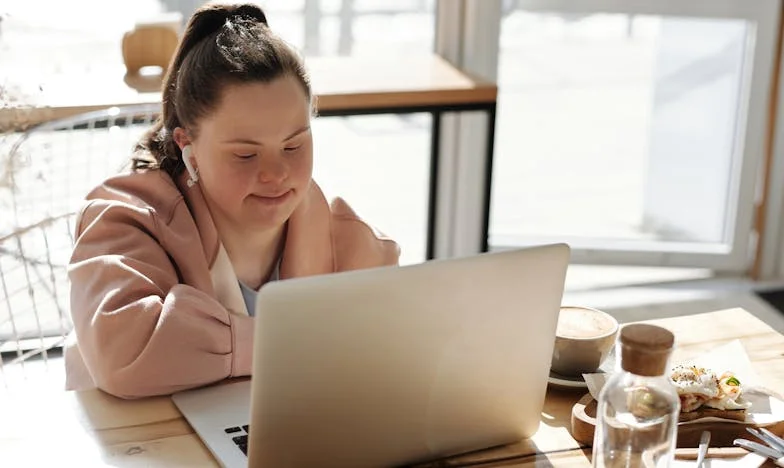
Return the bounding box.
[68,201,253,399]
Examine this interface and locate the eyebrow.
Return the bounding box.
[222,126,311,145]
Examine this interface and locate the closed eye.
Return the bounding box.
[234,153,256,160]
[283,145,301,153]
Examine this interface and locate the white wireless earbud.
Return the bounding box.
[181,145,200,187]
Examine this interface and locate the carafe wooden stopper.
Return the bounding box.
[619,324,675,377]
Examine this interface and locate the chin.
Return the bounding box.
[242,206,295,230]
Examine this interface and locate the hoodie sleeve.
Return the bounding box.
[68,201,254,399]
[329,197,401,269]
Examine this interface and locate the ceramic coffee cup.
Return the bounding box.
[550,306,619,377]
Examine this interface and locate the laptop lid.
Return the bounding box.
[248,244,570,467]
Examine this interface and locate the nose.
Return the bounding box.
[257,155,287,184]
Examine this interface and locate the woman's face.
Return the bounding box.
[184,77,313,233]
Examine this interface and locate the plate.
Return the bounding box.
[570,393,784,449]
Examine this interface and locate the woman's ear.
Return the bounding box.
[173,127,191,150]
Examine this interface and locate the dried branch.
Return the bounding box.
[0,80,39,192]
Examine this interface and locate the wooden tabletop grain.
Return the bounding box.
[1,308,782,467]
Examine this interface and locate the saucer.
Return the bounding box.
[548,370,591,389]
[547,350,616,389]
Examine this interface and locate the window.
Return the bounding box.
[486,2,777,270]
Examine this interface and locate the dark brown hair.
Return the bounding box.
[133,3,312,178]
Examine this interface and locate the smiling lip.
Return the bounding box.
[249,190,293,205]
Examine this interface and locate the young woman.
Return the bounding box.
[65,3,399,398]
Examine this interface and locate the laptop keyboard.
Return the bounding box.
[224,425,250,455]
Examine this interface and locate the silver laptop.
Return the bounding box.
[172,244,570,467]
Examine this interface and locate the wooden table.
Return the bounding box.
[0,55,498,259]
[1,55,496,127]
[2,308,783,467]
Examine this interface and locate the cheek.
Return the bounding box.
[202,162,256,201]
[290,148,314,184]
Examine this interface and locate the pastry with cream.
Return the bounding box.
[669,365,750,421]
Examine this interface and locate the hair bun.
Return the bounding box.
[187,3,268,43]
[230,4,268,26]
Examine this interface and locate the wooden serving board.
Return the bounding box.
[571,393,784,448]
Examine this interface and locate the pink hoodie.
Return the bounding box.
[65,169,400,398]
